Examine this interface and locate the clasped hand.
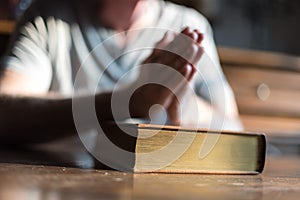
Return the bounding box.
[129,27,204,124]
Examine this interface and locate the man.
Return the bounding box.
[0,0,242,144]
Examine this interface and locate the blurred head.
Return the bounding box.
[96,0,150,31]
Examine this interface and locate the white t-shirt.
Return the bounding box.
[1,0,242,130]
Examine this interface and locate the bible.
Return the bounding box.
[92,123,266,174]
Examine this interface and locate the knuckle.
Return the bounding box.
[190,43,200,52]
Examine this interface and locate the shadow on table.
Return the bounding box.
[0,136,95,169]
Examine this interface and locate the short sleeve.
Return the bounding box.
[0,6,53,92]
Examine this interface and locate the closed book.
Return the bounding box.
[92,123,266,174]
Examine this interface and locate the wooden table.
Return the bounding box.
[0,140,300,200]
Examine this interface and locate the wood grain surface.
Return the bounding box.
[0,142,299,200]
[0,156,299,200]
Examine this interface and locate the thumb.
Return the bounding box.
[167,96,180,126]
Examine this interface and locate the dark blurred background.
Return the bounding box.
[0,0,300,55]
[0,0,32,56]
[172,0,300,56]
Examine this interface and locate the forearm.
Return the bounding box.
[0,92,118,145]
[0,95,76,144]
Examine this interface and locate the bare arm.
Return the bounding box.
[0,70,117,144]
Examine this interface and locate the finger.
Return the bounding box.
[173,31,202,62]
[161,27,195,59]
[187,64,197,81]
[191,46,204,65]
[181,64,197,83]
[180,30,203,64]
[148,29,200,73]
[182,31,203,64]
[167,96,180,125]
[162,36,194,67]
[178,41,201,65]
[194,30,204,44]
[160,42,198,73]
[190,31,198,41]
[176,64,193,93]
[181,27,192,35]
[182,27,204,43]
